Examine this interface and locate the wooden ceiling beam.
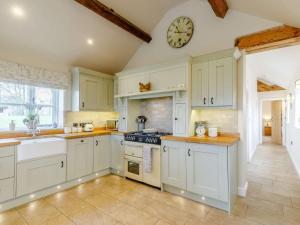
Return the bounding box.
[257,80,285,92]
[74,0,152,43]
[208,0,228,18]
[236,25,300,53]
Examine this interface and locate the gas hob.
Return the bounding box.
[124,131,172,145]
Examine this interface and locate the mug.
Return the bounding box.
[208,127,218,137]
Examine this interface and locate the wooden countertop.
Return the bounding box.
[0,139,21,147]
[160,135,240,146]
[0,129,125,145]
[55,130,113,139]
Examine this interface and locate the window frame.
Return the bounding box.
[0,83,60,129]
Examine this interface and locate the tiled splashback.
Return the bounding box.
[139,97,173,132]
[191,109,238,133]
[64,111,119,127]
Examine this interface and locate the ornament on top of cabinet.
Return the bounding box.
[167,16,194,48]
[139,82,151,92]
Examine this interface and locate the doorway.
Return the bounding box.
[261,100,284,145]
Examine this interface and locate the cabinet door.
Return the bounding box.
[94,135,111,172]
[161,141,186,189]
[17,155,66,197]
[149,66,186,91]
[192,62,209,107]
[0,178,14,202]
[101,79,114,111]
[209,57,233,107]
[67,138,93,180]
[80,75,99,110]
[174,103,186,136]
[187,144,228,201]
[111,135,124,173]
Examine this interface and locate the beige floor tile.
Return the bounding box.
[39,214,74,225]
[291,197,300,209]
[0,210,28,225]
[246,205,286,225]
[85,192,126,214]
[155,220,172,225]
[283,207,300,224]
[109,204,158,225]
[46,193,91,216]
[115,190,154,209]
[17,200,61,225]
[245,197,284,214]
[247,189,292,207]
[143,200,189,225]
[68,205,123,225]
[232,197,247,217]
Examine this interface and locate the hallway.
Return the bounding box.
[238,143,300,225]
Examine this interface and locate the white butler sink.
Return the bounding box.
[17,137,66,162]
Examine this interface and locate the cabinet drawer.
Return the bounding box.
[0,146,15,158]
[67,137,93,145]
[0,156,14,179]
[125,142,143,158]
[0,178,14,202]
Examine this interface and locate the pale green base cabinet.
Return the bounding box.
[161,140,238,213]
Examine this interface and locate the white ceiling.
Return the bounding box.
[0,0,185,74]
[228,0,300,27]
[247,45,300,88]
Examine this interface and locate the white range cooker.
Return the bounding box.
[124,131,171,188]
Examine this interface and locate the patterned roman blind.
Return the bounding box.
[0,59,69,90]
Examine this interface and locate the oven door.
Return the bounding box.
[124,155,143,182]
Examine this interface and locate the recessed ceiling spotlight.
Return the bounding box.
[11,5,25,18]
[87,38,94,46]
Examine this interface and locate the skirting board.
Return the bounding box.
[238,181,248,197]
[286,146,300,178]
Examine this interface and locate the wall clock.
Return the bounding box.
[167,16,194,48]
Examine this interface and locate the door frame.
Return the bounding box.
[259,97,286,146]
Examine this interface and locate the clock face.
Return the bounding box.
[167,16,194,48]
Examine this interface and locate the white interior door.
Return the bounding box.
[271,100,282,145]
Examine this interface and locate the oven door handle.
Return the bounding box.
[124,156,142,163]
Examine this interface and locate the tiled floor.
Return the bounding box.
[1,142,300,225]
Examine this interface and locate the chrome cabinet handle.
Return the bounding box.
[120,140,124,146]
[61,161,64,168]
[203,97,206,105]
[82,101,85,108]
[163,146,166,152]
[81,139,84,143]
[175,117,178,121]
[96,140,99,146]
[188,149,191,157]
[210,97,214,105]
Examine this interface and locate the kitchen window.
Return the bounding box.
[0,81,64,130]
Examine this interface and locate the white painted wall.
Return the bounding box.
[286,74,300,177]
[245,57,260,162]
[125,0,280,69]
